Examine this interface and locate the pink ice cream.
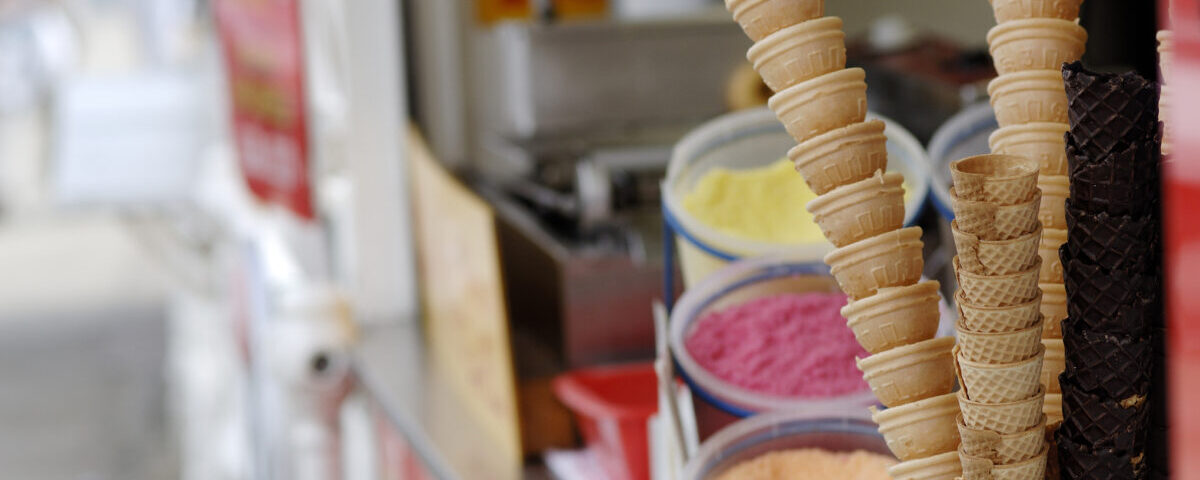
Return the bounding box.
[685,292,869,398]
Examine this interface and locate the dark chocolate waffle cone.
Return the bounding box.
[1064,199,1160,271]
[1060,375,1150,451]
[1063,62,1160,159]
[1066,132,1162,183]
[1056,430,1147,480]
[1065,291,1160,337]
[1148,424,1168,472]
[1062,247,1160,334]
[1062,317,1153,399]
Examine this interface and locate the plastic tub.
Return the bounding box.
[553,363,659,480]
[662,107,932,289]
[668,253,879,440]
[682,409,892,479]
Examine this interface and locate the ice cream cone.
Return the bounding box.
[988,70,1070,127]
[989,122,1070,176]
[958,448,992,480]
[958,413,1048,464]
[956,290,1041,333]
[806,170,905,247]
[1056,432,1147,480]
[991,444,1049,480]
[1037,175,1069,230]
[843,281,941,354]
[1063,199,1159,270]
[1063,62,1159,159]
[748,17,846,92]
[987,18,1087,75]
[958,386,1046,434]
[956,344,1046,403]
[1060,317,1153,399]
[954,256,1042,307]
[790,120,889,195]
[1038,228,1067,283]
[888,451,963,480]
[989,0,1083,23]
[726,0,824,42]
[1039,283,1066,339]
[769,68,868,143]
[858,336,956,407]
[1041,339,1065,394]
[956,316,1045,364]
[952,221,1041,275]
[950,154,1040,205]
[825,227,924,300]
[871,392,961,461]
[951,188,1041,241]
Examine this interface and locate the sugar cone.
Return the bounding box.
[989,122,1069,176]
[790,120,888,195]
[748,17,846,92]
[956,316,1045,364]
[956,344,1045,403]
[991,444,1049,480]
[843,281,941,354]
[1038,228,1067,283]
[951,188,1041,241]
[952,221,1041,275]
[988,70,1070,127]
[1039,283,1066,338]
[1037,175,1069,230]
[1041,339,1065,394]
[958,413,1048,464]
[825,227,924,300]
[956,290,1041,333]
[888,451,963,480]
[955,257,1042,307]
[726,0,825,42]
[769,68,868,143]
[958,386,1046,435]
[871,392,961,461]
[989,0,1083,23]
[858,336,956,407]
[950,154,1040,205]
[806,170,905,247]
[987,19,1087,75]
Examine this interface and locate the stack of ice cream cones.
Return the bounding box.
[724,1,960,477]
[1057,62,1163,480]
[949,153,1050,480]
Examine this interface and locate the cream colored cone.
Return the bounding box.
[748,17,846,92]
[956,344,1045,403]
[992,445,1049,480]
[1038,228,1067,283]
[989,0,1083,23]
[988,71,1070,127]
[888,451,963,480]
[958,447,993,480]
[769,68,868,143]
[958,386,1046,435]
[955,257,1042,307]
[1037,175,1069,230]
[958,414,1048,465]
[987,19,1087,75]
[950,154,1040,205]
[1041,339,1065,394]
[1039,283,1066,339]
[951,188,1041,241]
[956,290,1041,333]
[858,336,956,407]
[956,316,1045,364]
[843,281,941,354]
[825,227,924,300]
[871,392,961,461]
[952,221,1042,275]
[1043,393,1062,425]
[807,170,905,247]
[989,122,1069,176]
[726,0,824,42]
[790,120,888,195]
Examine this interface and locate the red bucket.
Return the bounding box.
[553,363,659,480]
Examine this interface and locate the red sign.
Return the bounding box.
[214,0,314,219]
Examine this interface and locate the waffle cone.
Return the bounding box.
[871,392,961,461]
[950,154,1040,205]
[1041,339,1065,394]
[1039,283,1066,338]
[858,336,956,407]
[956,290,1041,333]
[843,281,941,354]
[769,68,868,143]
[989,122,1070,176]
[1038,228,1067,283]
[726,0,824,42]
[956,316,1045,364]
[951,188,1041,241]
[1037,175,1069,230]
[1063,61,1159,159]
[954,256,1042,307]
[790,120,888,195]
[956,344,1046,404]
[958,413,1048,465]
[992,444,1049,480]
[988,19,1087,75]
[888,451,963,480]
[958,448,993,480]
[958,386,1046,435]
[807,170,904,247]
[988,70,1070,127]
[825,227,924,300]
[952,221,1041,275]
[747,17,846,92]
[989,0,1083,23]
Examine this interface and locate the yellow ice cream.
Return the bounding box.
[713,448,896,480]
[682,159,825,244]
